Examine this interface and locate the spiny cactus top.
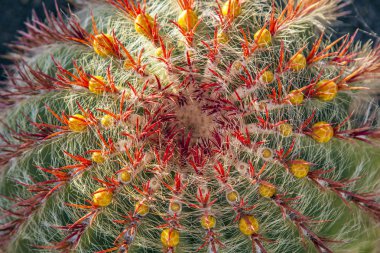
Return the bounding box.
[1,0,380,252]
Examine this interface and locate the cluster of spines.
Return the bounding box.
[0,0,380,253]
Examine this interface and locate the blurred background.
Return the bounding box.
[0,0,379,80]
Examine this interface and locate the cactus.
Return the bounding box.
[1,0,380,252]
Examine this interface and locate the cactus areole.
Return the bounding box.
[0,0,380,253]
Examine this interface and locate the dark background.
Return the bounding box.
[0,0,379,79]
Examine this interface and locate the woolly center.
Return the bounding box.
[175,101,216,141]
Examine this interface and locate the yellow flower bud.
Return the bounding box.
[239,215,259,235]
[135,201,150,216]
[258,183,276,198]
[135,13,154,37]
[178,9,198,31]
[260,148,273,160]
[226,190,239,203]
[200,215,216,229]
[155,47,163,57]
[290,159,310,178]
[289,53,307,72]
[169,201,182,214]
[88,76,105,95]
[232,60,243,71]
[101,115,114,128]
[288,90,304,105]
[93,34,115,57]
[68,114,87,132]
[222,0,241,19]
[161,228,180,248]
[91,152,106,164]
[93,187,113,207]
[315,80,338,102]
[261,70,274,84]
[254,28,272,47]
[279,123,293,137]
[118,170,132,183]
[311,121,334,143]
[217,32,229,44]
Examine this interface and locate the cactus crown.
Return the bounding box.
[1,0,380,253]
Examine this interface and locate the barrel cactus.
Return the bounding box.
[1,0,380,252]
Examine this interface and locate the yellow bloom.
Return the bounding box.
[239,215,259,235]
[290,159,310,178]
[289,53,307,72]
[311,122,334,143]
[178,9,198,31]
[93,34,115,57]
[222,0,241,19]
[315,80,338,102]
[200,215,216,229]
[254,28,272,47]
[68,114,87,132]
[135,13,154,37]
[161,228,180,247]
[93,187,113,207]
